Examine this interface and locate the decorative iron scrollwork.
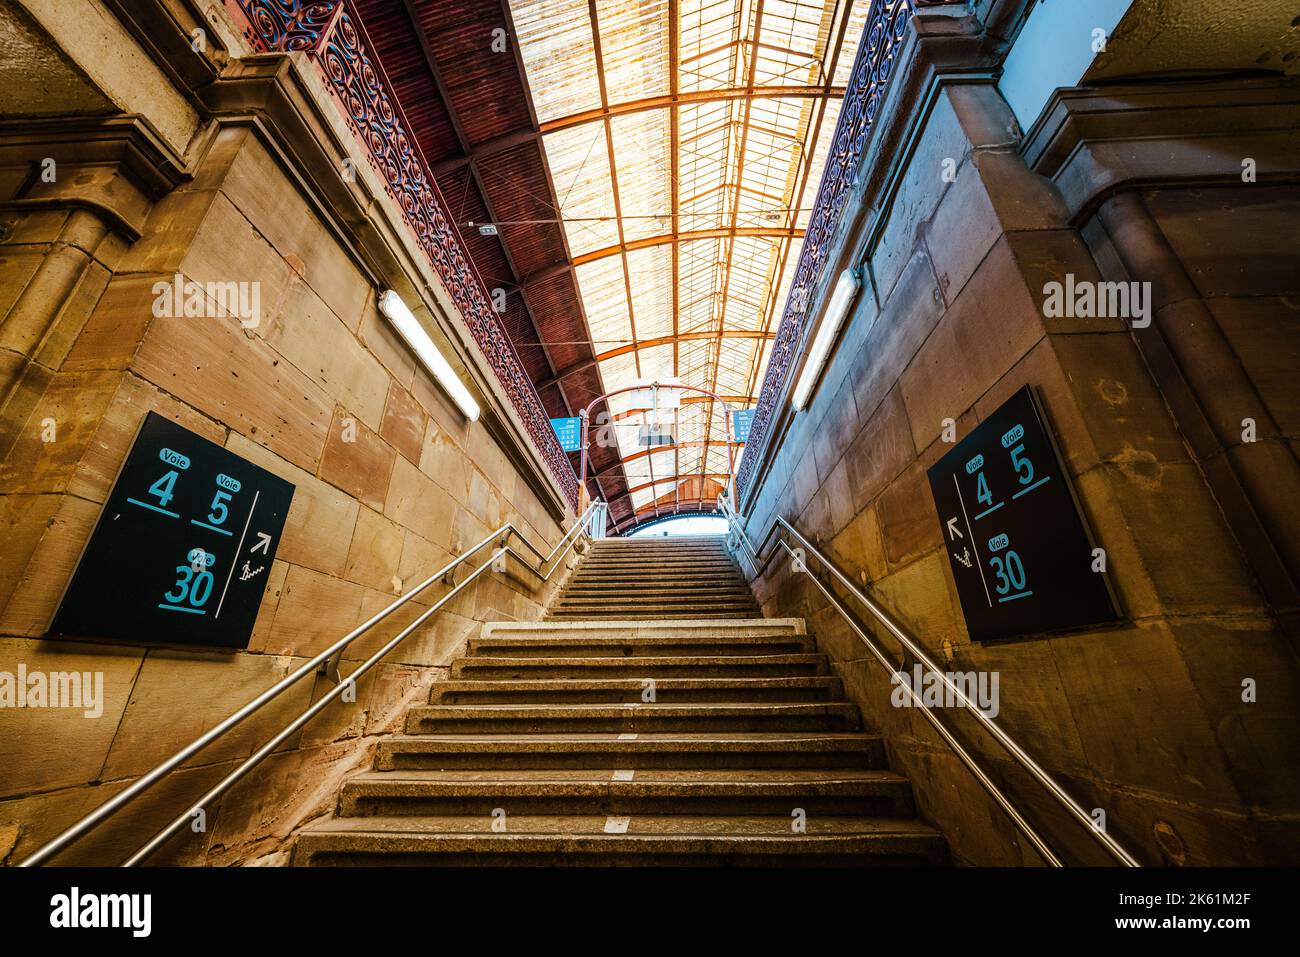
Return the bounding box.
[736,0,957,503]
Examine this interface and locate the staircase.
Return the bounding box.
[549,535,759,619]
[292,535,947,865]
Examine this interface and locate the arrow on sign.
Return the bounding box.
[946,518,963,541]
[251,532,272,555]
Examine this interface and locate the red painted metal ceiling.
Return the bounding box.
[354,0,635,525]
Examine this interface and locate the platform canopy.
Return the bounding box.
[509,0,866,520]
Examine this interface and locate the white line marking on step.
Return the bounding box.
[618,733,637,740]
[604,816,631,833]
[612,770,634,781]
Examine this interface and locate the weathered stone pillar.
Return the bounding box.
[0,116,188,612]
[1097,190,1300,612]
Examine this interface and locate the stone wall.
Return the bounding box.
[0,1,575,866]
[736,25,1300,866]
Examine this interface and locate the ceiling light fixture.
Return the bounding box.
[378,289,480,422]
[791,267,861,412]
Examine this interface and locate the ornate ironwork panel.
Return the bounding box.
[735,0,957,503]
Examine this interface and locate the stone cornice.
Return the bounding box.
[0,114,191,240]
[1022,77,1300,222]
[101,0,230,96]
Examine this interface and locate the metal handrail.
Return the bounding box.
[717,494,1141,868]
[19,500,602,867]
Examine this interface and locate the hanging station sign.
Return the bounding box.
[926,386,1119,642]
[49,412,295,649]
[732,408,756,443]
[637,422,677,447]
[550,416,582,452]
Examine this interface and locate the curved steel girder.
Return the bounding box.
[617,507,724,534]
[608,394,755,423]
[593,440,745,475]
[539,85,846,134]
[616,500,721,531]
[624,473,734,496]
[572,226,802,267]
[595,330,773,362]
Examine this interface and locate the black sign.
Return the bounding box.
[926,386,1119,642]
[50,413,295,649]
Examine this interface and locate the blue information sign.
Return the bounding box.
[49,412,295,649]
[926,386,1119,642]
[732,408,755,443]
[551,416,582,452]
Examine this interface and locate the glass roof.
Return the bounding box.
[510,0,866,516]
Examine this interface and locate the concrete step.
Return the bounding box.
[582,556,734,565]
[430,676,844,704]
[589,541,728,552]
[585,548,738,556]
[553,603,758,614]
[553,590,752,600]
[591,563,734,567]
[570,573,743,584]
[549,598,757,612]
[587,549,732,559]
[549,605,758,615]
[561,574,754,590]
[291,814,947,866]
[558,593,754,605]
[581,561,735,567]
[558,593,753,606]
[561,586,749,598]
[479,619,802,640]
[567,575,744,586]
[575,551,736,561]
[563,578,749,589]
[451,653,829,679]
[590,540,733,548]
[465,634,809,657]
[588,539,729,547]
[337,768,915,817]
[564,576,747,589]
[403,702,863,734]
[549,609,758,620]
[374,731,884,770]
[590,539,728,546]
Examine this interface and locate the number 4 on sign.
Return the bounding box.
[251,532,272,555]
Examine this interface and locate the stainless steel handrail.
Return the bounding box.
[717,493,1140,868]
[314,513,597,683]
[19,500,602,867]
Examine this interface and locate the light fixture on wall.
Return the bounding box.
[378,289,481,422]
[791,267,861,412]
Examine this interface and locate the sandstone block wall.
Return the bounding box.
[0,2,574,866]
[738,72,1300,865]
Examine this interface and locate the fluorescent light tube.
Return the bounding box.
[791,268,860,412]
[378,289,480,422]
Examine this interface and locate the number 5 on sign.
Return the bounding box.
[209,473,242,527]
[1010,444,1034,485]
[208,489,232,526]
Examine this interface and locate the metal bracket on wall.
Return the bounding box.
[316,652,342,685]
